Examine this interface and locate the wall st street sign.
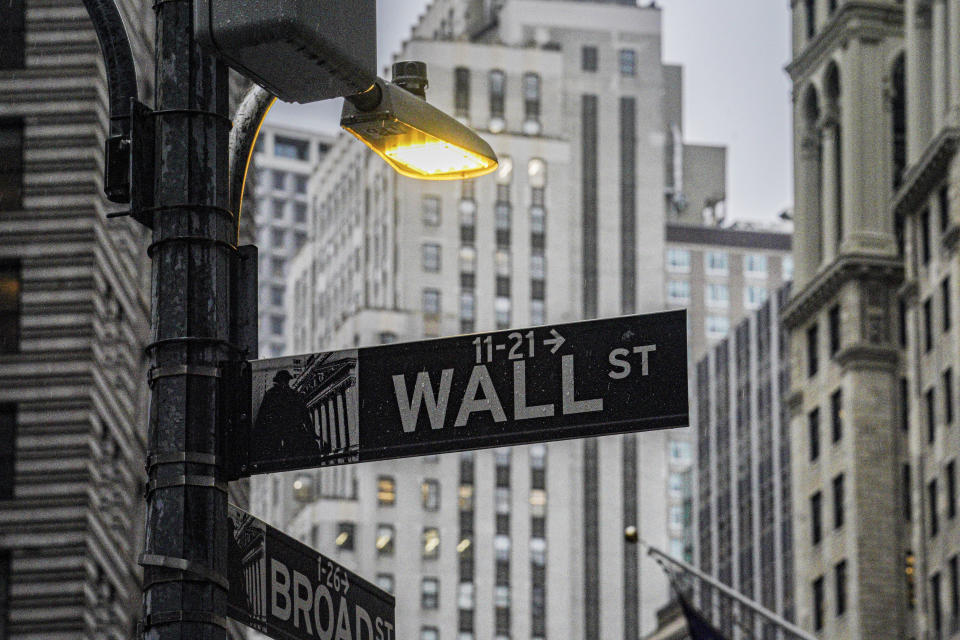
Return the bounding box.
[226,310,688,478]
[228,504,395,640]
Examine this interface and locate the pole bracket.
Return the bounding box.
[145,474,227,496]
[139,553,230,591]
[148,364,221,385]
[146,451,219,468]
[139,610,228,632]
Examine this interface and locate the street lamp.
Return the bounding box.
[341,65,498,180]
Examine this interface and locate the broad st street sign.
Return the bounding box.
[228,504,395,640]
[226,310,688,478]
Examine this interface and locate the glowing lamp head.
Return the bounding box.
[342,78,498,181]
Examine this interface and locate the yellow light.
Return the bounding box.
[385,141,490,176]
[376,534,391,550]
[343,119,497,181]
[457,538,471,553]
[336,531,349,546]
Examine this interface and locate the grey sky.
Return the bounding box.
[265,0,793,222]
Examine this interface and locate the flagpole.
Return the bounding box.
[634,535,818,640]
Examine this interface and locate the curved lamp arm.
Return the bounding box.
[229,84,277,242]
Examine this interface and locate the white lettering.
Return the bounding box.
[292,570,313,633]
[313,584,335,640]
[632,344,656,376]
[608,348,631,379]
[334,596,353,640]
[392,369,454,432]
[355,604,374,640]
[455,365,507,427]
[561,354,603,414]
[271,559,292,621]
[376,618,394,640]
[513,360,554,419]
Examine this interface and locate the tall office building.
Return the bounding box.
[255,2,731,639]
[0,0,154,636]
[694,285,794,638]
[250,125,335,358]
[784,1,911,638]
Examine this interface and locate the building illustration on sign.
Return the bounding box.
[228,508,269,633]
[250,350,360,466]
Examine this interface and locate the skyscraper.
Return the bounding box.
[260,2,728,639]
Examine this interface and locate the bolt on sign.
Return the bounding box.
[226,310,688,478]
[228,504,395,640]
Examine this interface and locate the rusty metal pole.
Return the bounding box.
[139,0,233,635]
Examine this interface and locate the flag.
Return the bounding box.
[677,591,730,640]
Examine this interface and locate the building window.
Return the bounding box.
[336,522,355,550]
[455,67,471,119]
[667,280,690,304]
[530,537,546,566]
[945,369,954,425]
[376,524,394,555]
[811,491,823,545]
[377,573,395,593]
[921,208,932,265]
[706,315,729,338]
[619,49,636,76]
[530,253,545,279]
[809,407,821,461]
[705,251,728,275]
[422,578,439,609]
[270,315,284,336]
[0,261,21,354]
[835,560,847,616]
[294,175,308,194]
[422,479,440,511]
[943,277,952,332]
[423,243,441,272]
[0,405,14,499]
[530,300,545,325]
[489,69,506,131]
[950,556,959,622]
[274,136,309,160]
[270,257,285,279]
[928,387,937,444]
[460,292,475,323]
[0,120,23,209]
[423,527,440,559]
[948,460,957,520]
[828,304,840,356]
[272,198,285,219]
[377,475,395,506]
[833,474,844,529]
[744,253,767,276]
[424,288,441,316]
[421,627,439,640]
[495,296,511,329]
[932,573,943,637]
[292,473,314,502]
[706,283,729,308]
[272,170,286,190]
[271,227,285,248]
[667,249,691,273]
[494,534,511,561]
[744,285,767,309]
[423,196,441,226]
[294,202,307,222]
[523,73,541,131]
[813,575,825,631]
[807,323,819,377]
[903,464,913,521]
[782,255,794,280]
[831,389,843,443]
[925,298,933,352]
[294,231,307,250]
[930,479,939,537]
[458,582,474,610]
[805,0,816,40]
[582,45,598,71]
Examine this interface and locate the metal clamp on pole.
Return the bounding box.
[138,610,229,632]
[145,474,228,496]
[139,553,230,591]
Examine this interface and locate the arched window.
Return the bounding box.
[824,62,843,250]
[890,53,907,190]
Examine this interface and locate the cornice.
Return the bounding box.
[891,128,960,219]
[835,343,900,372]
[786,2,904,85]
[782,253,904,329]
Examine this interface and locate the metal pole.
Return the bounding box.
[140,0,233,635]
[643,542,818,640]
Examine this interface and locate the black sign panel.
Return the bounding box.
[235,310,687,477]
[227,504,395,640]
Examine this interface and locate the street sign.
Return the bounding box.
[228,310,688,478]
[227,504,395,640]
